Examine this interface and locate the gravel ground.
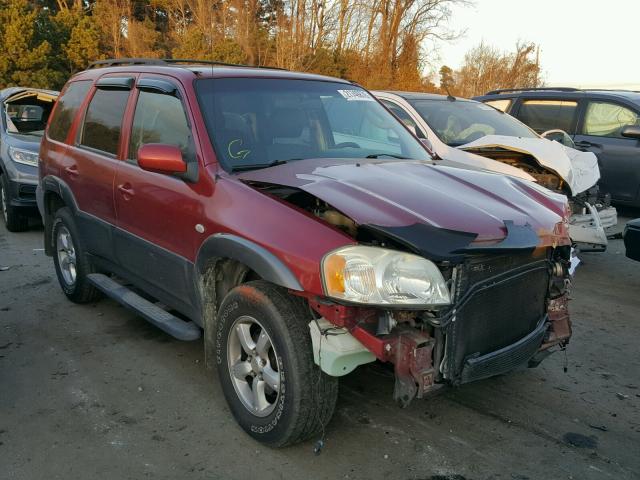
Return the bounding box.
[1,211,639,480]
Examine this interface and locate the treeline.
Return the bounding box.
[0,0,543,95]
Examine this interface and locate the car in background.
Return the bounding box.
[624,219,640,261]
[0,87,59,231]
[473,88,640,208]
[373,91,617,251]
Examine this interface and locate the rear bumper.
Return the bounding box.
[568,203,617,250]
[624,220,640,262]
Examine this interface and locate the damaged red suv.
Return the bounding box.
[38,59,573,447]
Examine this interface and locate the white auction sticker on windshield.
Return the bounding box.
[338,90,374,101]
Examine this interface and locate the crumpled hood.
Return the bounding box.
[238,158,569,245]
[459,135,600,196]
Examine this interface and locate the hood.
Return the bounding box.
[4,132,43,151]
[238,158,570,255]
[1,87,58,103]
[459,135,599,196]
[435,142,537,183]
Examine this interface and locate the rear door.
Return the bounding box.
[574,100,640,204]
[64,75,134,260]
[113,74,203,316]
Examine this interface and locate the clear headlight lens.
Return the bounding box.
[9,147,39,166]
[322,245,451,306]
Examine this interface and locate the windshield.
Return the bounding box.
[410,99,538,147]
[196,78,430,171]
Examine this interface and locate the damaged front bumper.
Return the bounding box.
[308,252,572,407]
[568,203,617,251]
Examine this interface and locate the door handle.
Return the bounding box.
[64,165,79,177]
[117,184,135,197]
[575,140,601,149]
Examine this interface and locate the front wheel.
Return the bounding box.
[0,174,29,232]
[215,281,338,447]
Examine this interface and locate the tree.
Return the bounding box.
[452,41,543,97]
[0,0,61,88]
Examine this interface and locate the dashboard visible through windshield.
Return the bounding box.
[195,78,430,171]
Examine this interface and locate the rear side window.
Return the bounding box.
[517,99,578,134]
[47,81,91,142]
[129,90,192,162]
[483,99,512,112]
[583,101,640,138]
[80,89,130,155]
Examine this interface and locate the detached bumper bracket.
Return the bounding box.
[460,316,548,384]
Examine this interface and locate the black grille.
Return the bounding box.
[446,252,550,383]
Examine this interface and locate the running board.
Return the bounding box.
[87,273,201,341]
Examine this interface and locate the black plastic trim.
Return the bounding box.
[196,233,303,291]
[96,76,135,90]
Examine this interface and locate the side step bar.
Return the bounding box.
[87,273,201,341]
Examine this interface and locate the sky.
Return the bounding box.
[435,0,640,89]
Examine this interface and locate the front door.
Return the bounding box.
[113,75,203,315]
[574,100,640,204]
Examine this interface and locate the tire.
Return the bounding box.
[0,174,29,232]
[52,207,101,303]
[215,280,338,447]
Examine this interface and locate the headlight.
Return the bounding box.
[322,245,451,306]
[9,147,39,166]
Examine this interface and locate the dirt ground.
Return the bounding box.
[1,211,639,480]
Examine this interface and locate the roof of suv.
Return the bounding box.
[71,58,351,85]
[474,88,640,105]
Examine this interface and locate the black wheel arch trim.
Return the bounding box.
[40,175,79,215]
[196,233,303,291]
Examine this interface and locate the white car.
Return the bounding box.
[374,91,617,251]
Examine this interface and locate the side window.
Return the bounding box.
[129,90,192,162]
[484,99,512,113]
[517,99,578,134]
[47,80,92,142]
[583,101,640,138]
[80,88,130,155]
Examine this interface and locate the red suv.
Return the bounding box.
[38,59,573,447]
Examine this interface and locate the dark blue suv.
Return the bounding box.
[474,88,640,207]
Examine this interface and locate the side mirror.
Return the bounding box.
[138,144,187,174]
[621,125,640,140]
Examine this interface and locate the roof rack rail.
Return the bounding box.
[484,87,581,95]
[88,58,287,71]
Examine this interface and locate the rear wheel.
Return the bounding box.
[0,174,29,232]
[52,207,101,303]
[215,280,338,447]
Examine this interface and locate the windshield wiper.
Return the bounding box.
[231,159,293,172]
[365,153,408,159]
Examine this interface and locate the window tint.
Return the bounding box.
[517,99,578,134]
[80,88,130,155]
[47,81,91,142]
[129,90,192,161]
[484,99,512,113]
[583,101,640,138]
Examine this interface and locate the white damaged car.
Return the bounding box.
[374,91,617,251]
